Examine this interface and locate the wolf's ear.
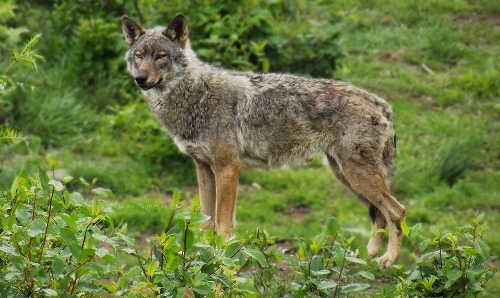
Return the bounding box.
[163,13,189,48]
[122,16,145,47]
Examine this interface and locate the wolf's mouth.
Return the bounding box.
[138,79,163,91]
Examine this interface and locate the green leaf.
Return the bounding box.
[418,240,429,252]
[80,248,95,262]
[356,270,375,281]
[0,244,20,257]
[48,179,64,191]
[62,176,73,184]
[15,206,31,224]
[91,187,114,198]
[310,255,324,272]
[332,245,345,266]
[473,239,491,260]
[147,261,157,276]
[91,198,102,216]
[171,191,181,208]
[416,251,440,264]
[42,289,58,297]
[60,227,81,259]
[318,280,338,290]
[358,245,369,260]
[445,269,462,289]
[125,266,142,280]
[69,192,86,206]
[116,232,135,246]
[341,283,370,293]
[262,58,270,72]
[59,213,77,232]
[79,177,90,187]
[401,220,410,236]
[345,256,367,265]
[28,218,46,237]
[95,247,109,258]
[182,229,195,253]
[39,166,50,194]
[52,256,65,276]
[242,247,268,267]
[326,217,340,237]
[190,213,212,226]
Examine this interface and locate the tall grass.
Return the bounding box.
[14,90,100,146]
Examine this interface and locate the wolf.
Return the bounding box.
[122,13,406,267]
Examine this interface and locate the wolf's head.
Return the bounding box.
[122,13,190,91]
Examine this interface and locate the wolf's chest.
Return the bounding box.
[172,135,213,162]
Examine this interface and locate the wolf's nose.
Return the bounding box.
[135,75,148,85]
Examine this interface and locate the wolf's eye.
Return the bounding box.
[157,52,167,60]
[134,53,142,59]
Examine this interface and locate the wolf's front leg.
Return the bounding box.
[213,160,241,240]
[194,159,216,231]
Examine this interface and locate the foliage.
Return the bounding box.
[0,34,43,91]
[0,168,130,297]
[397,216,498,297]
[0,168,372,297]
[0,126,23,146]
[0,31,43,117]
[139,0,343,76]
[1,167,497,297]
[0,31,43,166]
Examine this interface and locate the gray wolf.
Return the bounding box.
[122,13,406,267]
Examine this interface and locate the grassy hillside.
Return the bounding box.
[1,0,499,296]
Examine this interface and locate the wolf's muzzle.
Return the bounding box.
[135,75,161,91]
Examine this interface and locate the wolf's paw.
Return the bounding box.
[201,219,215,232]
[367,240,382,258]
[376,253,398,268]
[348,248,359,258]
[218,230,233,241]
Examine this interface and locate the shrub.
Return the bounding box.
[397,217,498,297]
[0,166,498,297]
[0,168,133,297]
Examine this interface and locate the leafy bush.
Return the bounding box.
[0,168,131,297]
[135,0,344,77]
[397,216,498,297]
[0,167,498,297]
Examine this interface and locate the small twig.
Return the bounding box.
[438,239,443,269]
[236,259,251,274]
[38,186,55,263]
[164,207,180,234]
[421,63,434,75]
[58,254,95,297]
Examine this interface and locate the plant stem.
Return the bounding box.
[38,185,55,263]
[58,254,95,297]
[81,216,93,250]
[164,207,179,234]
[334,249,348,298]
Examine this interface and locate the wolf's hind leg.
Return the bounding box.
[195,159,216,231]
[367,204,387,258]
[326,154,388,258]
[340,161,405,267]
